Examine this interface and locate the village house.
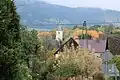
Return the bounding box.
[79,39,106,57]
[38,26,120,78]
[73,36,120,78]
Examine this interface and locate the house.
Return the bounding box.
[79,39,106,57]
[78,39,120,77]
[37,26,79,53]
[102,39,120,77]
[54,37,79,55]
[53,35,120,77]
[54,25,79,55]
[37,31,61,51]
[102,50,120,77]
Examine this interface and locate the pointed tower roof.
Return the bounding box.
[105,37,109,50]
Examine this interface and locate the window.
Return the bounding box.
[58,32,60,34]
[100,54,103,57]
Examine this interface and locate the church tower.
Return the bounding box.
[56,25,64,41]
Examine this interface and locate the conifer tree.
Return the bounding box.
[0,0,20,46]
[0,0,32,80]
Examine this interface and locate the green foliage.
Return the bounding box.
[79,27,87,30]
[0,0,106,79]
[89,25,101,31]
[20,27,49,80]
[112,31,120,35]
[0,0,20,46]
[0,35,32,80]
[39,59,55,80]
[12,63,32,80]
[51,48,101,79]
[73,26,88,30]
[104,26,114,35]
[112,57,120,72]
[53,62,81,77]
[0,0,45,79]
[115,27,120,29]
[108,77,115,80]
[79,34,92,39]
[0,25,48,80]
[0,0,29,79]
[93,72,105,80]
[108,35,120,55]
[73,25,78,30]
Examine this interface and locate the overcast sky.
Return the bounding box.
[42,0,120,11]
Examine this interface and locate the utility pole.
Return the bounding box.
[105,50,109,80]
[83,21,88,48]
[114,63,117,80]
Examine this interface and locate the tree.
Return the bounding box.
[108,35,120,55]
[0,1,32,79]
[90,25,101,31]
[73,25,78,30]
[0,0,20,46]
[0,0,54,79]
[104,26,114,35]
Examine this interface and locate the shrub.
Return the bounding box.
[93,72,105,80]
[52,48,102,79]
[53,61,81,78]
[108,77,115,80]
[112,31,120,35]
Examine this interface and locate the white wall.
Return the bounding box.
[56,31,63,41]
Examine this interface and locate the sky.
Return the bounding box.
[42,0,120,11]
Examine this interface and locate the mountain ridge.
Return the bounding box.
[15,0,120,28]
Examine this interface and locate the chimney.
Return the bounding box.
[96,38,100,43]
[92,48,95,53]
[74,36,80,45]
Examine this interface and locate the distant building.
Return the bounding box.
[78,39,120,77]
[79,39,106,57]
[56,25,64,41]
[54,37,79,55]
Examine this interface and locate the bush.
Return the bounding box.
[53,62,81,78]
[108,77,115,80]
[112,31,120,35]
[52,48,102,79]
[93,72,105,80]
